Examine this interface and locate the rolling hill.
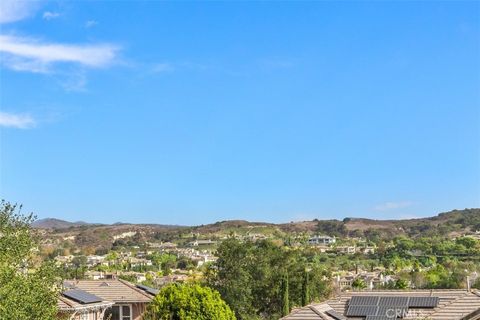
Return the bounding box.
[35,208,479,247]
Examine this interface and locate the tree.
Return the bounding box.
[301,271,310,306]
[144,283,236,320]
[394,279,409,289]
[207,239,331,320]
[0,201,60,319]
[281,273,289,317]
[206,239,256,319]
[351,278,367,290]
[456,237,477,250]
[72,255,88,279]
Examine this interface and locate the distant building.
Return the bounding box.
[308,235,336,245]
[85,271,105,280]
[336,246,356,254]
[120,271,147,283]
[335,272,397,290]
[129,257,152,268]
[86,255,106,267]
[359,246,375,254]
[154,274,189,287]
[188,239,217,247]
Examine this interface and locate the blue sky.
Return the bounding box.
[0,1,479,225]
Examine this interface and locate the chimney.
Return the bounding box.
[467,276,471,291]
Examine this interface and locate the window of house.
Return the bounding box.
[104,305,131,320]
[122,306,131,320]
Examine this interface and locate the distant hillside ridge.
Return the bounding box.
[34,208,479,251]
[33,208,480,233]
[32,218,95,229]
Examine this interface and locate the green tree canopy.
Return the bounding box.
[352,278,367,290]
[0,201,60,320]
[206,239,331,320]
[144,283,236,320]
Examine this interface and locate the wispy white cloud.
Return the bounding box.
[374,201,413,211]
[42,11,61,20]
[0,111,36,129]
[151,63,174,73]
[0,35,120,73]
[85,20,98,28]
[0,0,39,24]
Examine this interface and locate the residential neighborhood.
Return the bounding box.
[1,0,479,319]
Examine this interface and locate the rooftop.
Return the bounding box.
[62,279,153,304]
[58,290,113,312]
[281,289,480,320]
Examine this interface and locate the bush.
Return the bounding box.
[144,283,236,320]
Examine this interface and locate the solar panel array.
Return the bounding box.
[346,305,408,318]
[365,316,395,320]
[346,305,379,317]
[63,289,102,304]
[407,297,439,308]
[345,295,439,319]
[377,305,408,317]
[379,296,409,306]
[350,296,380,306]
[325,309,347,320]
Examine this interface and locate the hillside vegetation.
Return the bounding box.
[34,208,480,251]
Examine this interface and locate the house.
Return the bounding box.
[188,239,217,246]
[61,279,153,320]
[308,235,336,245]
[86,255,106,267]
[335,272,398,290]
[281,289,480,320]
[359,246,375,254]
[154,274,189,287]
[129,257,152,268]
[85,271,105,280]
[58,289,114,320]
[336,246,356,254]
[120,271,147,283]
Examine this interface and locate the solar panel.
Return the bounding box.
[63,289,102,304]
[325,309,347,320]
[376,305,408,318]
[365,316,394,320]
[378,296,409,307]
[408,296,439,308]
[136,284,159,295]
[349,296,380,306]
[346,295,439,319]
[346,305,378,317]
